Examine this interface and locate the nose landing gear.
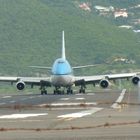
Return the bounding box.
[53,87,73,94]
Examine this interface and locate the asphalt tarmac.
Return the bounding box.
[0,88,140,140]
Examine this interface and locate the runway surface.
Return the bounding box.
[0,88,140,140]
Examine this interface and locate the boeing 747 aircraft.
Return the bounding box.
[0,31,139,94]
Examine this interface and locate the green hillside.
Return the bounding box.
[0,0,139,76]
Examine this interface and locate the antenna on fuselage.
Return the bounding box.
[62,31,66,60]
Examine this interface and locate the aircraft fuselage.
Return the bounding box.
[51,58,74,87]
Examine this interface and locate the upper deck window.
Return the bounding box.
[58,60,64,63]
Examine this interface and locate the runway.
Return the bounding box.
[0,88,140,140]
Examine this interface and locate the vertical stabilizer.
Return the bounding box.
[62,31,66,60]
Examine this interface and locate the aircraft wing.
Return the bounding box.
[0,77,18,82]
[0,72,139,86]
[0,76,51,86]
[74,72,139,86]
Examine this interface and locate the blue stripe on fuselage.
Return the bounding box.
[52,58,73,75]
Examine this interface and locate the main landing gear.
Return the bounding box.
[67,87,73,94]
[40,86,47,95]
[39,86,86,95]
[53,87,73,95]
[79,86,86,93]
[53,88,63,95]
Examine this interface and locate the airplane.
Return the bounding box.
[0,31,139,95]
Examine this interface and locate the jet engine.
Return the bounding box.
[16,81,25,90]
[132,76,140,85]
[100,79,109,88]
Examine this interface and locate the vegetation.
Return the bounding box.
[0,0,139,78]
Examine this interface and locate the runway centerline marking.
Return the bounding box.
[57,107,103,120]
[0,113,48,119]
[111,89,126,109]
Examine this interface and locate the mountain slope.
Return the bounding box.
[0,0,139,76]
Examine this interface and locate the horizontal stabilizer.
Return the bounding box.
[29,66,52,70]
[73,64,100,69]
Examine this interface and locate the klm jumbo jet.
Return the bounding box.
[0,31,139,94]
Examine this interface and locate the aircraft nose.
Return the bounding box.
[52,59,72,75]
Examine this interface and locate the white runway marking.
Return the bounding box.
[57,107,103,120]
[0,113,48,119]
[2,96,11,99]
[87,93,95,95]
[48,107,92,110]
[111,89,126,109]
[75,98,85,100]
[39,102,97,107]
[60,98,70,101]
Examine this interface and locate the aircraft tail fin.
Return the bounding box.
[62,31,66,60]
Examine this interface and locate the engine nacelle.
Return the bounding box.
[132,76,140,85]
[16,81,25,90]
[100,79,109,88]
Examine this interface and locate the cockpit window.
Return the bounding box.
[58,60,64,63]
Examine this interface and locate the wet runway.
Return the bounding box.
[0,88,140,140]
